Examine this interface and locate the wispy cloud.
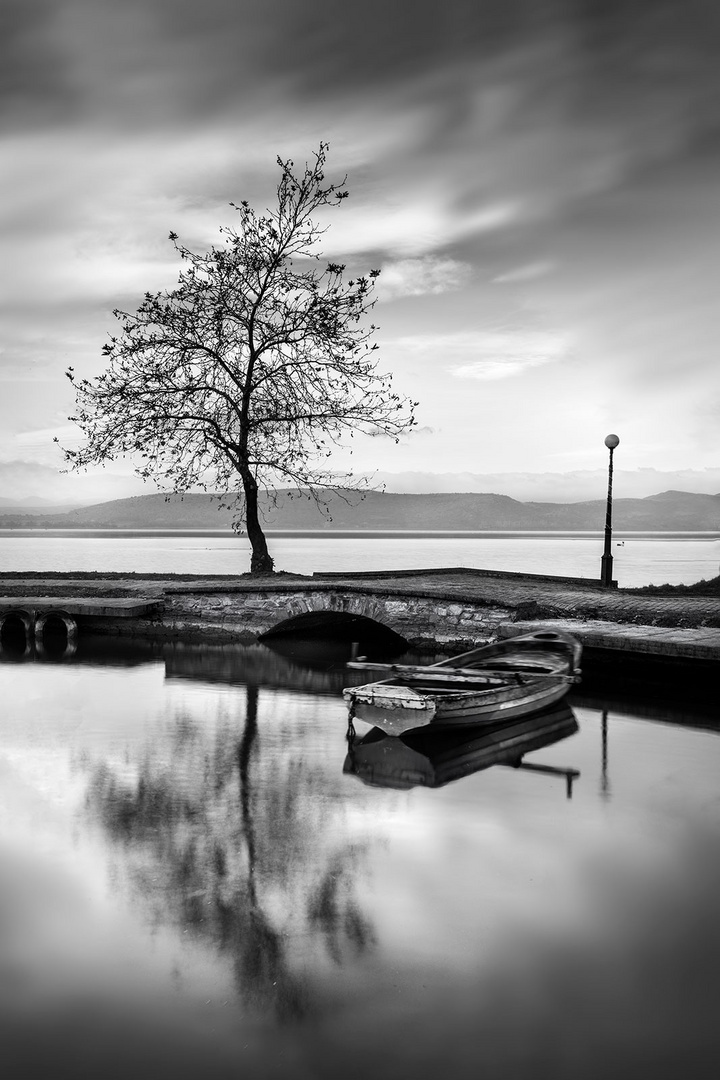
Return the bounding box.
[453,329,570,380]
[492,261,556,285]
[389,329,570,380]
[13,423,80,447]
[320,191,520,258]
[0,458,147,503]
[0,424,75,469]
[378,256,472,300]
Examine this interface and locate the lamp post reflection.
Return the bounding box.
[600,709,610,800]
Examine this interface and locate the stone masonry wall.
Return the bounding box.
[163,588,514,645]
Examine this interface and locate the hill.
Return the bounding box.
[1,489,719,532]
[0,501,87,515]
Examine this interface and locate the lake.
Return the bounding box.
[1,635,719,1079]
[1,530,719,586]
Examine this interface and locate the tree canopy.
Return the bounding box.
[62,144,417,571]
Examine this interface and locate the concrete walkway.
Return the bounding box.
[311,568,720,625]
[0,596,163,618]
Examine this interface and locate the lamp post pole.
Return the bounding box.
[600,434,620,587]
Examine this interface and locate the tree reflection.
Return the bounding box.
[233,685,308,1020]
[85,683,376,1022]
[307,851,376,967]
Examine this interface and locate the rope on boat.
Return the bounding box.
[346,700,356,744]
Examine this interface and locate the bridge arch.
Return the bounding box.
[259,609,408,652]
[35,610,78,659]
[0,608,35,658]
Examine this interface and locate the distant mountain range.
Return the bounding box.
[1,489,719,532]
[0,498,86,515]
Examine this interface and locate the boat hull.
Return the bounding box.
[345,678,572,736]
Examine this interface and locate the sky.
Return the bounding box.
[2,0,720,505]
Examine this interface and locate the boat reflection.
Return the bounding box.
[344,704,580,796]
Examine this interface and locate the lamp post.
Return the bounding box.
[600,433,619,587]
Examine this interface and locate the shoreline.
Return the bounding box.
[1,527,718,539]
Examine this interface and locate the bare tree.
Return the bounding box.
[62,143,416,572]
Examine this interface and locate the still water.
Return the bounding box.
[1,636,719,1079]
[1,530,719,585]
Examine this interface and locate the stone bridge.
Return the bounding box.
[1,571,603,651]
[0,580,519,653]
[162,582,514,647]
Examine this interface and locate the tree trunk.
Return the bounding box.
[241,471,274,573]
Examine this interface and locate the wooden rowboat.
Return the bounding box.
[342,629,582,736]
